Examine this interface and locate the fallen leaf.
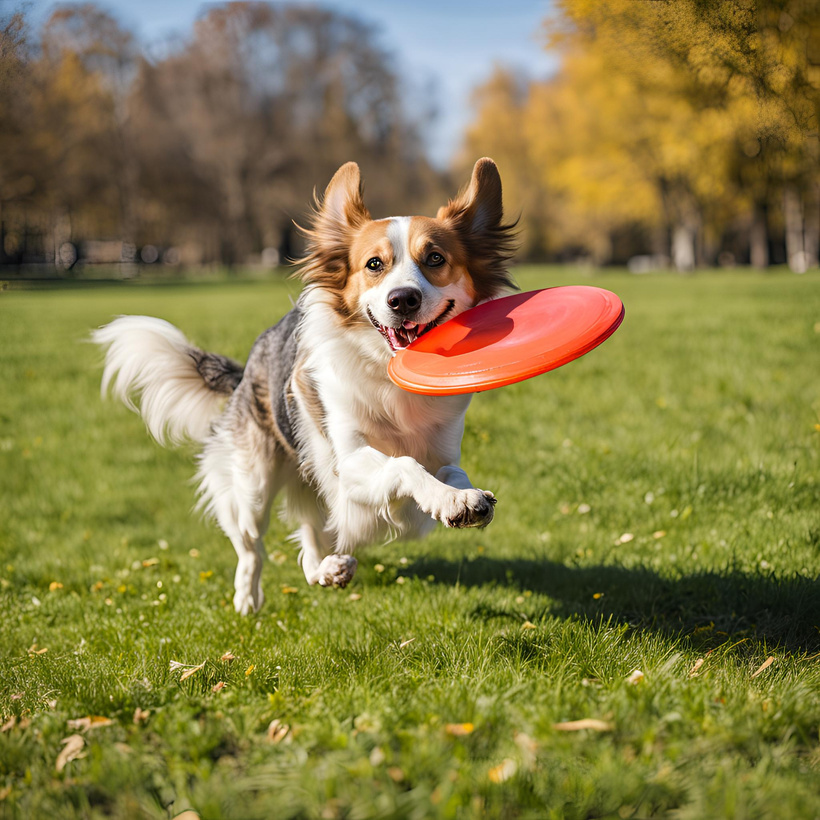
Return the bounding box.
[751,656,775,678]
[445,723,474,737]
[67,716,113,732]
[398,638,416,649]
[553,719,614,732]
[1,717,15,732]
[688,658,705,678]
[220,652,236,662]
[56,734,86,772]
[266,719,290,743]
[488,758,517,783]
[133,708,150,724]
[212,681,226,693]
[514,731,538,769]
[626,669,645,685]
[179,661,206,682]
[0,785,11,801]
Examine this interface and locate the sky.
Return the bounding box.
[31,0,558,166]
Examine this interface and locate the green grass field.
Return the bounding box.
[1,268,819,819]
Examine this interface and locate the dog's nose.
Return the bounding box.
[386,287,422,315]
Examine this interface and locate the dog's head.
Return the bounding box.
[298,158,517,353]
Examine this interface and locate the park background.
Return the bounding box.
[1,1,820,819]
[1,0,820,275]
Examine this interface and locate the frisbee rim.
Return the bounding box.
[387,286,625,396]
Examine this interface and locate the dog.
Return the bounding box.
[93,158,517,614]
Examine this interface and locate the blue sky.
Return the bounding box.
[30,0,558,165]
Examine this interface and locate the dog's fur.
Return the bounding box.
[93,158,517,614]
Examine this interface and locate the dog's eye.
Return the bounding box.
[366,257,383,272]
[426,252,445,267]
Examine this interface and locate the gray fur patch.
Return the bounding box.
[188,349,244,395]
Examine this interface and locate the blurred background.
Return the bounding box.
[0,0,818,277]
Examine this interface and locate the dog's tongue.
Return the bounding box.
[387,324,418,350]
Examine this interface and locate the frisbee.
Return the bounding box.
[387,286,624,396]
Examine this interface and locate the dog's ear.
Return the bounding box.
[297,163,371,288]
[319,162,370,231]
[437,157,503,232]
[437,158,518,300]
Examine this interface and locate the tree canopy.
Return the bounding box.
[462,0,820,270]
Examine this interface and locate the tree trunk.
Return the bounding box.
[672,224,696,272]
[784,185,808,273]
[750,202,769,268]
[804,182,819,271]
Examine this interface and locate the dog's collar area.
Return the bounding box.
[366,301,455,352]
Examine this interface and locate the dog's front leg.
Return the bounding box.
[338,446,495,529]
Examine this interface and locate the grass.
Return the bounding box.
[1,267,819,819]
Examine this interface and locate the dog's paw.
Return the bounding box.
[233,585,265,616]
[439,488,496,529]
[315,554,358,588]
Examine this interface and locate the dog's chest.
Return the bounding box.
[357,388,466,467]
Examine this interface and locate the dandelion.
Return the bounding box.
[488,758,517,783]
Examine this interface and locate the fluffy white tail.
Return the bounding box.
[92,316,243,445]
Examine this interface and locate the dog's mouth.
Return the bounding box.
[366,300,456,352]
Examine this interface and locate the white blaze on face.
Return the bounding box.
[365,218,456,330]
[381,217,439,309]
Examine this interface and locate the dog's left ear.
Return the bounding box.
[438,158,518,298]
[437,157,504,233]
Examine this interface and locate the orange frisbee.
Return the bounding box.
[388,286,624,396]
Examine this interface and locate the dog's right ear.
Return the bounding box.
[319,162,370,230]
[296,163,371,287]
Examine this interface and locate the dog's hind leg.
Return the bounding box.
[198,420,288,615]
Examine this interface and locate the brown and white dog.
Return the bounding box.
[93,158,517,614]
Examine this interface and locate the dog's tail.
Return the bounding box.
[92,316,244,445]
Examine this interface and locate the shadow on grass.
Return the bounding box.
[406,556,820,653]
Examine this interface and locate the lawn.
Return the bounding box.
[1,267,819,819]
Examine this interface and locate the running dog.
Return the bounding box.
[93,158,517,614]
